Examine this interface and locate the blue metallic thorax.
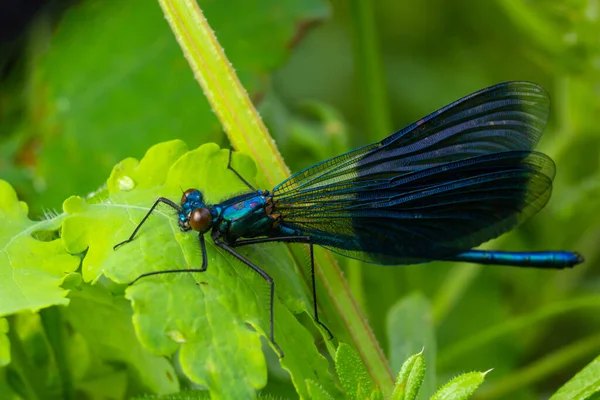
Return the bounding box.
[214,190,276,242]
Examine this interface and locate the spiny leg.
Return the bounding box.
[213,233,284,358]
[129,234,208,285]
[114,197,180,250]
[231,236,333,339]
[227,148,255,191]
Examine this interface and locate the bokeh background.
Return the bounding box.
[1,0,599,399]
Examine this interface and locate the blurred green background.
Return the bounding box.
[1,0,599,399]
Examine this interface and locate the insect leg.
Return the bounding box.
[114,197,180,250]
[227,148,256,191]
[231,236,333,339]
[213,233,284,358]
[307,242,334,339]
[129,233,208,285]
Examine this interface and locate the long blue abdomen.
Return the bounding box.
[448,250,583,268]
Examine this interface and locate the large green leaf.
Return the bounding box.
[0,180,80,317]
[27,0,328,213]
[61,140,336,398]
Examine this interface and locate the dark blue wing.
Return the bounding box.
[271,82,553,264]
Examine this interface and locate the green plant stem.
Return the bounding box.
[347,259,367,314]
[348,0,392,142]
[476,334,600,399]
[159,0,289,185]
[157,0,394,394]
[7,318,42,400]
[438,295,600,367]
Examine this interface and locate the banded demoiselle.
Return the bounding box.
[115,81,583,357]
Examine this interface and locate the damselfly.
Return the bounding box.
[115,81,583,357]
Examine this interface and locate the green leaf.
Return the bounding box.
[0,180,80,317]
[0,318,8,366]
[65,284,179,394]
[392,351,426,400]
[61,140,334,398]
[430,371,489,400]
[550,354,600,400]
[387,293,436,399]
[275,303,340,398]
[28,0,328,213]
[335,342,375,400]
[306,379,336,400]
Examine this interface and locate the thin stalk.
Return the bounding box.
[348,0,392,142]
[347,259,367,313]
[157,0,394,394]
[438,295,600,367]
[476,334,600,399]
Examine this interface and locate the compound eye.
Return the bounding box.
[189,208,212,233]
[181,188,196,204]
